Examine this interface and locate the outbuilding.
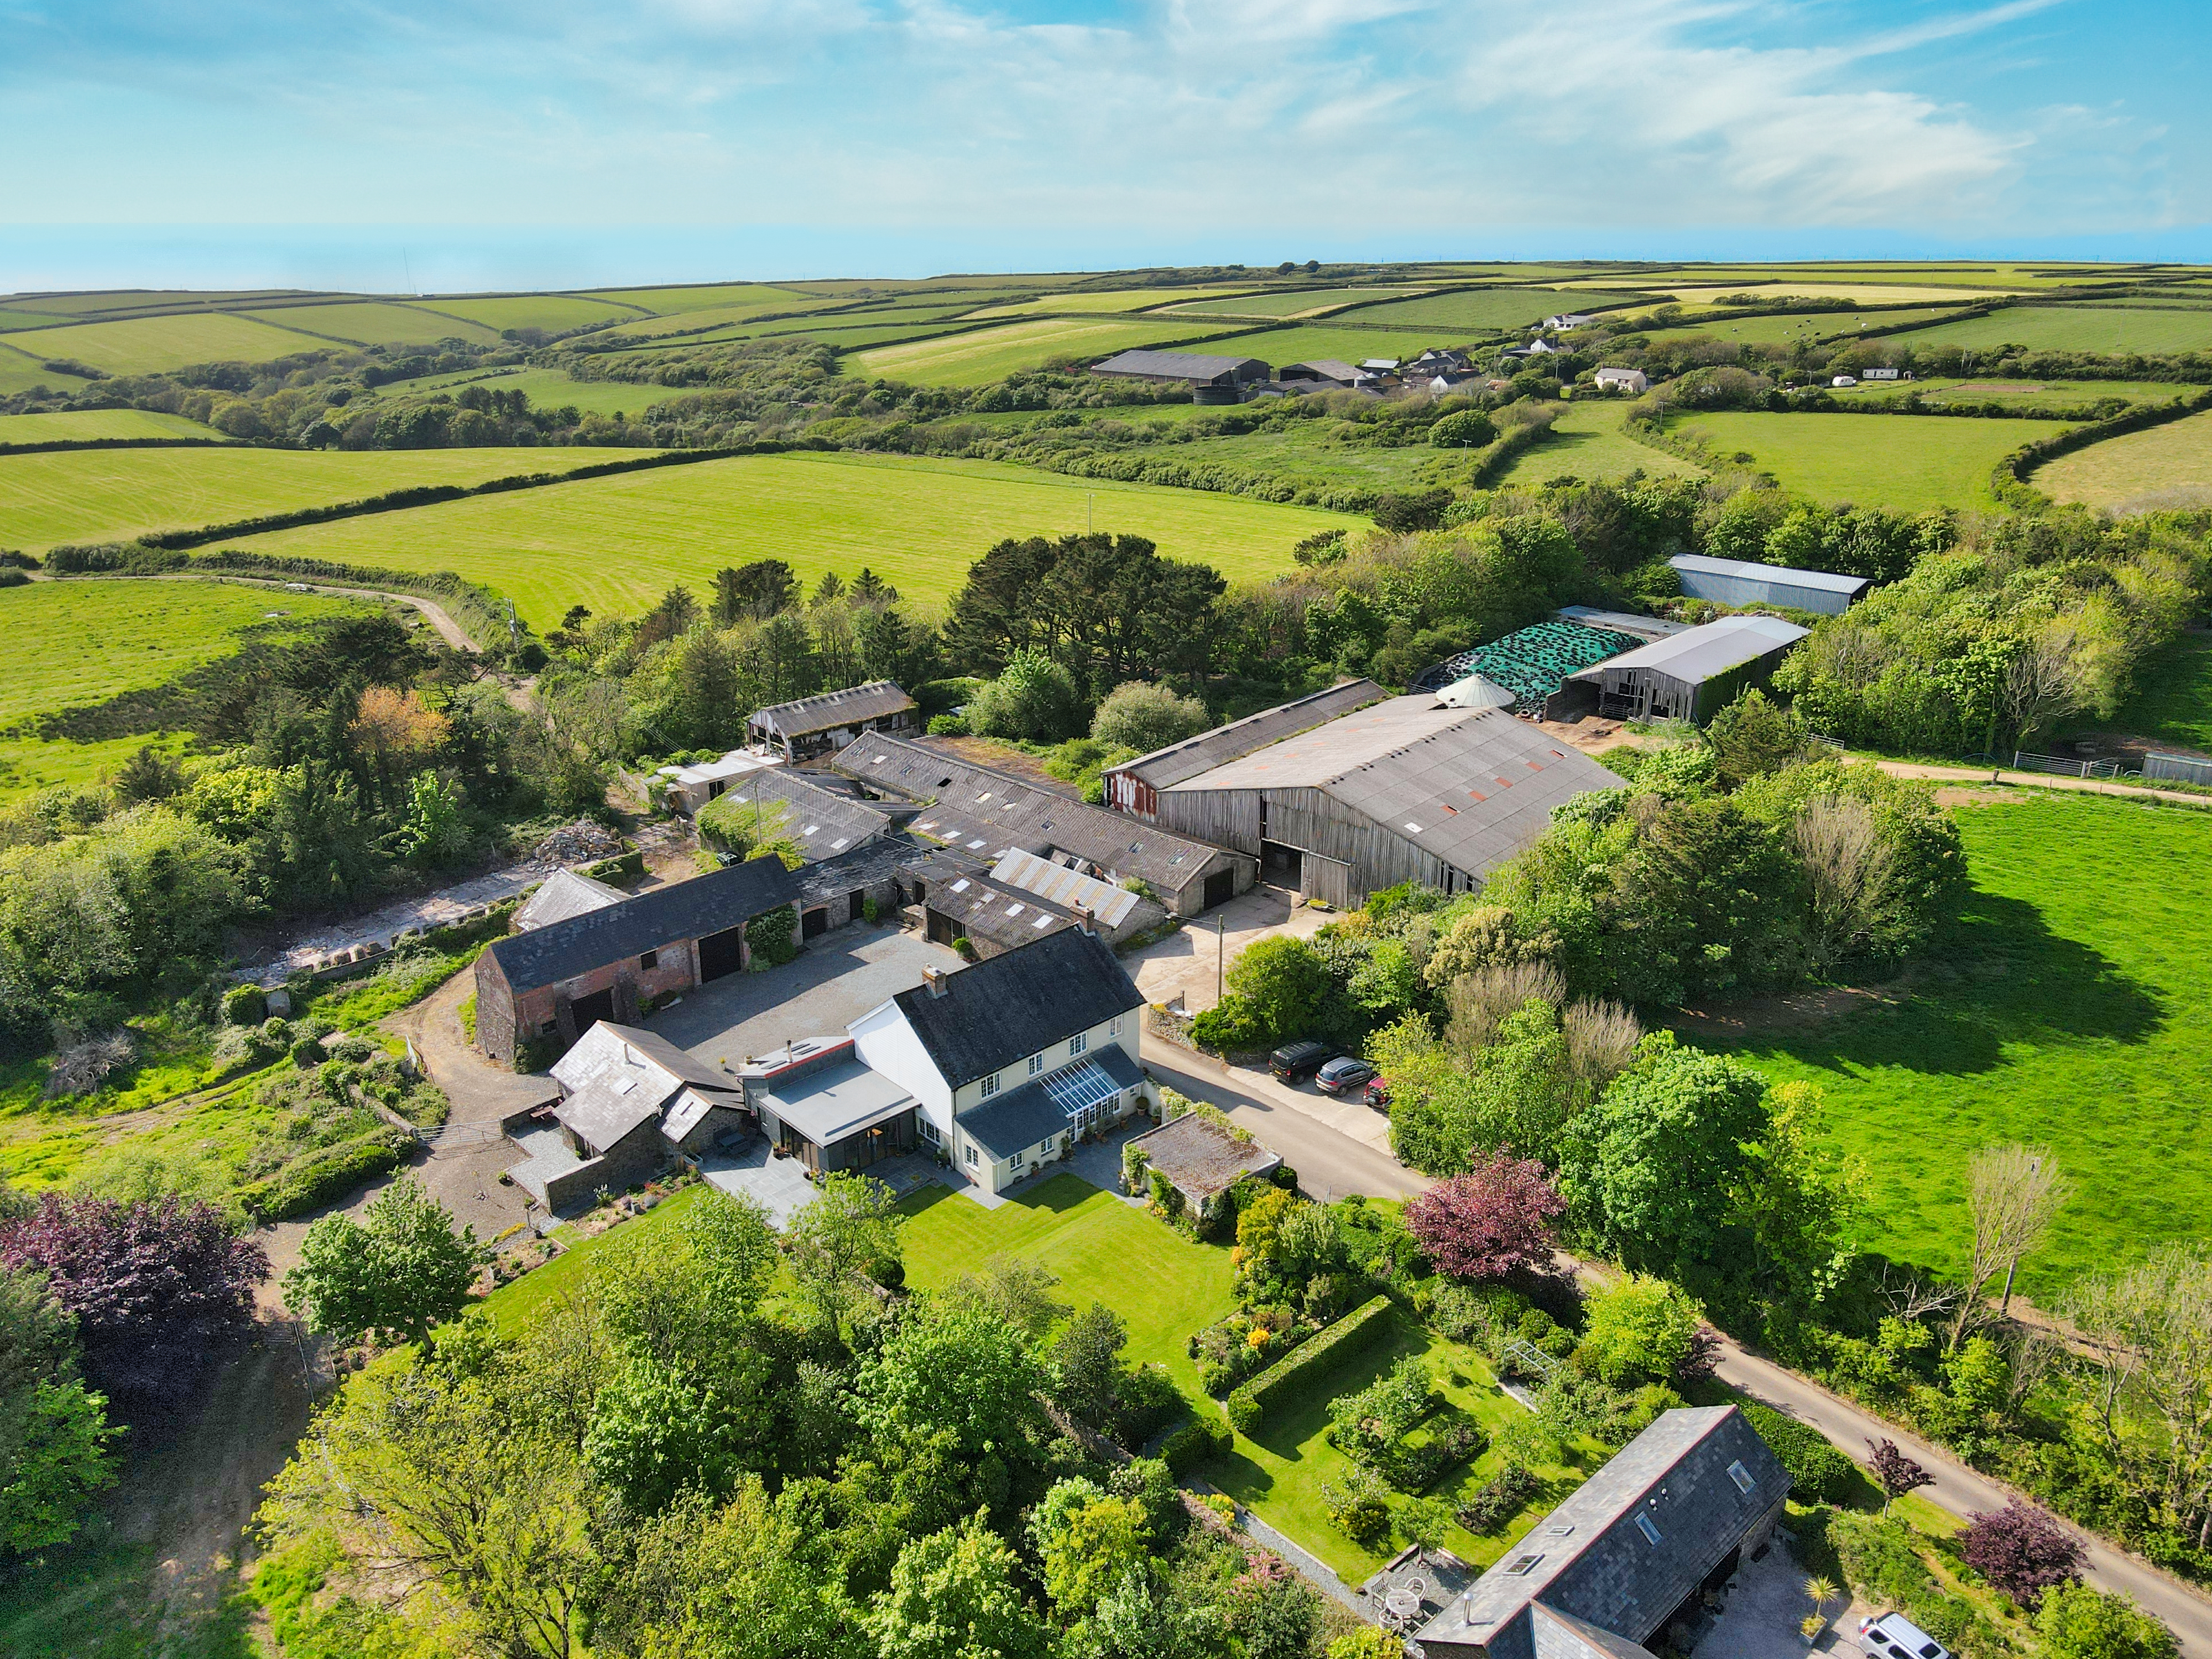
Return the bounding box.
[1594,366,1648,394]
[747,680,917,760]
[1089,349,1272,404]
[1668,553,1870,616]
[1561,614,1809,725]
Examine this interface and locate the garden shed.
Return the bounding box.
[1124,1110,1280,1213]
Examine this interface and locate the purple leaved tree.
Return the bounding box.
[1961,1501,2084,1609]
[1866,1438,1934,1517]
[1404,1152,1565,1282]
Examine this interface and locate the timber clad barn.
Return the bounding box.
[747,680,917,759]
[473,855,801,1062]
[1107,687,1625,907]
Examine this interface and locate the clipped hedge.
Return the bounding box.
[1227,1295,1392,1433]
[1161,1412,1233,1476]
[236,1126,415,1222]
[1740,1400,1859,1505]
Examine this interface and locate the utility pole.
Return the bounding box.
[1087,492,1094,535]
[1215,915,1225,1005]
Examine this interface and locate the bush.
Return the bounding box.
[221,983,267,1026]
[1740,1401,1858,1504]
[927,713,967,736]
[745,904,799,969]
[1457,1463,1542,1533]
[1091,681,1212,753]
[2035,1582,2178,1659]
[969,648,1084,743]
[1191,993,1270,1052]
[1320,1463,1393,1545]
[233,1127,415,1222]
[1226,1390,1261,1435]
[1162,1413,1233,1475]
[1430,409,1497,448]
[1577,1276,1702,1387]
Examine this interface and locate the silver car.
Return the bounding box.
[1858,1612,1949,1659]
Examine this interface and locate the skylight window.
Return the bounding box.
[1634,1513,1662,1545]
[1033,914,1053,928]
[1405,822,1423,833]
[967,839,987,849]
[1006,903,1024,916]
[1727,1460,1756,1495]
[951,879,971,893]
[1505,1554,1543,1576]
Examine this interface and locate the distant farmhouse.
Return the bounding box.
[1091,349,1272,404]
[1668,554,1870,617]
[1594,366,1648,394]
[1279,358,1382,390]
[747,680,917,760]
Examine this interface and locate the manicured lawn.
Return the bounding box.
[2036,408,2212,509]
[851,317,1243,386]
[1896,304,2212,356]
[482,1183,716,1330]
[222,450,1358,627]
[1495,400,1705,487]
[0,442,658,552]
[1208,1302,1598,1581]
[1699,796,2212,1297]
[0,408,223,444]
[898,1173,1237,1392]
[1671,410,2067,511]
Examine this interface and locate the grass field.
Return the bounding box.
[574,294,855,340]
[221,451,1356,625]
[1832,378,2192,414]
[1350,288,1644,330]
[849,317,1240,385]
[407,295,644,333]
[1895,304,2212,356]
[2090,632,2212,752]
[1671,410,2068,510]
[0,408,222,444]
[0,577,376,800]
[1158,285,1439,319]
[967,287,1258,318]
[1707,796,2212,1298]
[1646,306,1970,346]
[9,310,333,374]
[2034,409,2212,509]
[0,346,96,395]
[1495,399,1705,486]
[1662,283,2017,304]
[580,282,832,316]
[242,301,503,348]
[0,443,659,552]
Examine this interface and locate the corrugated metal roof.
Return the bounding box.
[1667,554,1869,597]
[1109,680,1387,791]
[911,850,1080,952]
[749,680,915,740]
[515,868,627,932]
[1571,614,1807,684]
[1091,349,1269,381]
[1166,701,1626,880]
[1556,605,1690,643]
[721,768,891,860]
[990,847,1142,927]
[834,732,1236,893]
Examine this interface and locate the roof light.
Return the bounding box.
[1405,822,1423,833]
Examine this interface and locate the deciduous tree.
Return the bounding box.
[1403,1153,1564,1282]
[1961,1501,2084,1609]
[283,1175,488,1349]
[872,1512,1053,1659]
[1865,1438,1932,1517]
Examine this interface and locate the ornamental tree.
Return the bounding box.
[1866,1438,1933,1517]
[1403,1152,1564,1282]
[1961,1501,2084,1609]
[0,1191,265,1413]
[282,1175,488,1349]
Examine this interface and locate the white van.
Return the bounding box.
[1858,1611,1950,1659]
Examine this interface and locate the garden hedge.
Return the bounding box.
[1161,1413,1233,1475]
[1227,1294,1392,1433]
[236,1126,416,1222]
[1740,1400,1859,1505]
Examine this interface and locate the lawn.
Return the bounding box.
[0,577,378,801]
[851,317,1243,385]
[2034,408,2212,509]
[1670,410,2068,511]
[0,442,659,552]
[242,301,503,348]
[0,408,223,444]
[220,450,1357,627]
[1700,795,2212,1298]
[899,1173,1236,1390]
[1207,1302,1599,1581]
[1895,304,2212,356]
[482,1183,716,1330]
[8,310,337,374]
[1494,399,1705,487]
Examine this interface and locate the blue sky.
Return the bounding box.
[2,0,2205,290]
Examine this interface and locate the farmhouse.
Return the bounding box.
[657,749,781,815]
[1594,366,1648,394]
[472,855,801,1062]
[747,680,917,760]
[1410,1406,1792,1659]
[706,766,893,863]
[503,1022,753,1212]
[848,924,1152,1194]
[1090,349,1272,404]
[1668,553,1870,616]
[1542,312,1597,330]
[1559,614,1809,725]
[833,731,1252,916]
[1114,687,1627,905]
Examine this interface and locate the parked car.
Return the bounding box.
[1315,1056,1376,1094]
[1859,1613,1949,1659]
[1363,1079,1390,1112]
[1269,1040,1333,1082]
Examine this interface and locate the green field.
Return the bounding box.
[1712,796,2212,1298]
[573,292,853,339]
[220,451,1357,625]
[1350,288,1644,330]
[1893,304,2212,356]
[849,317,1241,385]
[1200,325,1478,367]
[243,300,504,348]
[0,443,658,552]
[0,409,222,445]
[1832,378,2192,414]
[2035,409,2212,509]
[1649,305,1969,346]
[8,310,332,373]
[407,295,645,333]
[1495,399,1705,486]
[0,577,377,800]
[1159,285,1441,319]
[581,282,832,316]
[1671,410,2068,510]
[968,287,1258,319]
[2091,631,2212,752]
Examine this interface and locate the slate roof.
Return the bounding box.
[792,837,931,907]
[1569,615,1808,687]
[835,732,1237,894]
[717,767,891,860]
[549,1021,745,1154]
[1091,348,1270,383]
[1164,700,1626,883]
[910,849,1079,952]
[1667,554,1869,598]
[514,868,628,932]
[486,857,801,993]
[1107,680,1387,792]
[552,1021,739,1099]
[956,1045,1146,1160]
[749,680,915,740]
[1280,359,1371,384]
[891,927,1144,1089]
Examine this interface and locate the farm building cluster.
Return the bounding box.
[1089,335,1650,403]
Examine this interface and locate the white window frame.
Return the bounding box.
[1068,1031,1088,1057]
[979,1073,1000,1099]
[964,1143,978,1167]
[1109,1014,1122,1036]
[1029,1053,1045,1077]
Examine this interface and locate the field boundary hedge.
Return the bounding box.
[189,550,531,656]
[0,435,238,457]
[1469,416,1562,487]
[1226,1293,1391,1432]
[1995,383,2212,509]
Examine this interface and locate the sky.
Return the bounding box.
[2,0,2206,290]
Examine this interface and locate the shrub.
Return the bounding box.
[1576,1276,1702,1387]
[2034,1582,2178,1659]
[1227,1295,1391,1430]
[1961,1502,2084,1609]
[745,904,799,969]
[1458,1463,1542,1533]
[233,1127,416,1223]
[1403,1153,1564,1282]
[1227,1390,1261,1435]
[1190,993,1269,1052]
[1161,1413,1232,1475]
[1091,681,1212,753]
[1320,1463,1394,1545]
[1430,1281,1490,1344]
[1740,1401,1858,1504]
[927,713,967,736]
[221,983,267,1026]
[1430,409,1497,448]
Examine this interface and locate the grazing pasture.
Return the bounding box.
[0,444,658,552]
[219,450,1357,625]
[1895,304,2212,356]
[2033,409,2212,509]
[0,577,377,800]
[0,408,221,445]
[572,293,856,339]
[242,301,503,347]
[1707,796,2212,1298]
[850,316,1241,385]
[1350,288,1646,330]
[1157,285,1440,319]
[966,287,1258,318]
[1647,305,1969,345]
[1670,410,2069,510]
[404,294,644,333]
[1495,400,1704,486]
[2089,631,2212,754]
[1660,283,2018,304]
[1829,378,2192,414]
[0,310,327,374]
[367,366,665,418]
[578,282,825,315]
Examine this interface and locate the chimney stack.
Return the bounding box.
[1072,901,1094,937]
[922,964,947,998]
